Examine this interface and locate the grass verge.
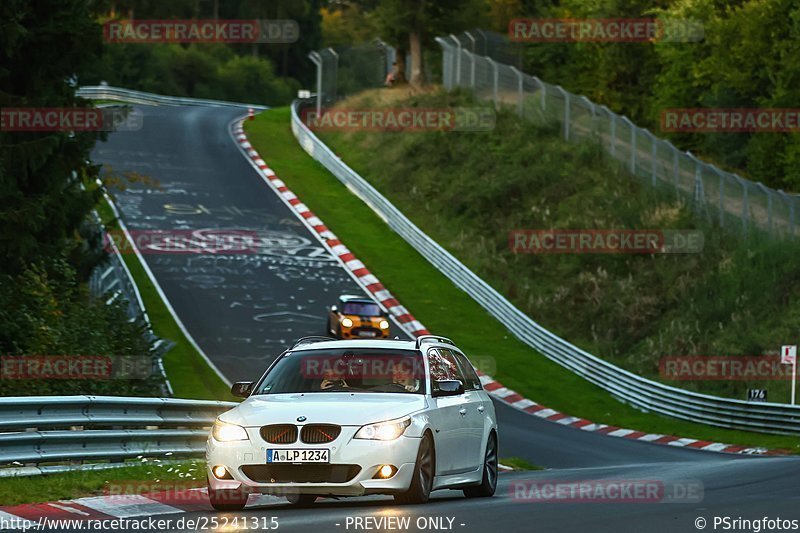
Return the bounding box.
[0,460,205,507]
[244,106,799,453]
[96,199,233,401]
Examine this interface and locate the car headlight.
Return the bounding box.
[212,420,249,442]
[379,320,389,330]
[341,317,354,328]
[355,417,411,440]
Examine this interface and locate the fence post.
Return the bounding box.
[647,132,657,186]
[556,86,569,141]
[758,183,773,235]
[607,107,616,157]
[739,177,749,236]
[489,58,499,109]
[694,162,705,214]
[621,117,636,173]
[465,32,477,87]
[308,51,322,116]
[450,35,461,86]
[580,96,596,136]
[714,168,725,228]
[511,66,523,117]
[533,76,546,111]
[672,146,680,198]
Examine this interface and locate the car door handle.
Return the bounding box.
[477,405,485,413]
[459,408,467,416]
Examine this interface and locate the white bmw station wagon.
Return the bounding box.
[206,335,498,510]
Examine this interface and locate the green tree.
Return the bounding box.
[0,0,104,276]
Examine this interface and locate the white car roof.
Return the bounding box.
[290,339,419,351]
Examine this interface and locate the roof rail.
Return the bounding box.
[415,335,455,349]
[290,336,336,349]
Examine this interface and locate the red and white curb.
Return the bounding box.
[231,118,788,459]
[232,121,429,339]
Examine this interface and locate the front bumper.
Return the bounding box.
[206,426,419,497]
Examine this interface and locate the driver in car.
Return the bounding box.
[392,368,420,392]
[320,366,349,390]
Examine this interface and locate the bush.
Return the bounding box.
[0,258,164,396]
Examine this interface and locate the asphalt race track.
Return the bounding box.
[92,104,800,533]
[92,105,411,383]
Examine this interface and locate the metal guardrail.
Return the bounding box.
[0,396,235,466]
[290,98,800,435]
[89,207,174,396]
[76,85,269,110]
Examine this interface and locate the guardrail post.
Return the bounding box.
[511,66,524,117]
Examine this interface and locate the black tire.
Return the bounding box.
[463,431,498,498]
[286,494,317,507]
[394,432,435,505]
[208,484,248,511]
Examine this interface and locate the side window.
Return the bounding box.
[427,348,461,393]
[451,351,482,390]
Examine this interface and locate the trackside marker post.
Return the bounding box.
[248,108,254,120]
[781,345,797,405]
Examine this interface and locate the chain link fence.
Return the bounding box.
[437,31,798,240]
[308,40,394,113]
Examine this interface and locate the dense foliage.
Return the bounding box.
[0,0,161,396]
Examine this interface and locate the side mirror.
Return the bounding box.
[330,305,338,313]
[433,379,464,397]
[231,381,254,398]
[381,310,389,317]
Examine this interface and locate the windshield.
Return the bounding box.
[254,348,426,394]
[341,301,382,316]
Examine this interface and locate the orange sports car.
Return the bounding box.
[326,295,390,339]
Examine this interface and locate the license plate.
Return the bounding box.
[267,449,329,463]
[359,331,377,337]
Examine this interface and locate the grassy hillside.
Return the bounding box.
[245,105,799,453]
[315,87,800,404]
